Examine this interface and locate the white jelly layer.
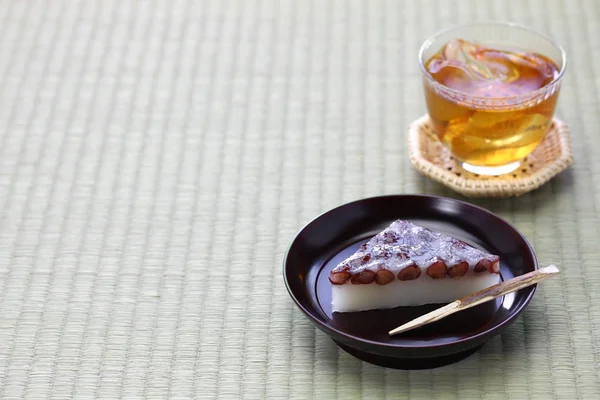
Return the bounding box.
[331,272,501,313]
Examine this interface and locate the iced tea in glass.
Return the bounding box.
[419,23,566,175]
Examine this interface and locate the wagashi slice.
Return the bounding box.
[329,220,501,313]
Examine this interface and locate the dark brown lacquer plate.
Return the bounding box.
[283,195,538,369]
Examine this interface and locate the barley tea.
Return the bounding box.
[423,38,560,169]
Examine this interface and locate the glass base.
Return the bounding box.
[461,161,521,176]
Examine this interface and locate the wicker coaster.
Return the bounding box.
[407,115,574,198]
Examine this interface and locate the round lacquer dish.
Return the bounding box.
[283,195,538,369]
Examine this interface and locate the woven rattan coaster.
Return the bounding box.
[407,115,574,198]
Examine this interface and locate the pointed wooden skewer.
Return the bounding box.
[388,265,560,336]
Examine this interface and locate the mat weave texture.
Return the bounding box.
[0,0,599,398]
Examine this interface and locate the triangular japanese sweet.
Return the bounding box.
[329,220,501,313]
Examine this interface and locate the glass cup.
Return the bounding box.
[419,22,567,176]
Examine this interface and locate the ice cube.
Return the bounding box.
[447,111,549,144]
[439,39,520,84]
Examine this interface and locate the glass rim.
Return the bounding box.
[418,21,567,103]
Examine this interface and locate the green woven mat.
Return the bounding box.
[0,0,598,398]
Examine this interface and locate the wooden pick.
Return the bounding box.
[388,265,560,336]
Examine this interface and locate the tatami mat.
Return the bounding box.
[0,0,598,398]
